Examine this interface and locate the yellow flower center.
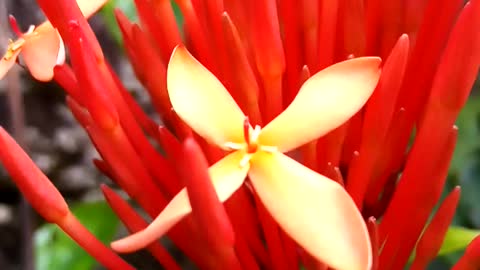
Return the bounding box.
[224,117,277,167]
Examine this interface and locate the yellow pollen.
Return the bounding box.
[3,39,25,61]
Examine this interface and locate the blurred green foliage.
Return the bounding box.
[100,0,138,44]
[34,201,119,270]
[100,0,184,45]
[438,226,479,256]
[426,93,480,268]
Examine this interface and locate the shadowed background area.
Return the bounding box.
[0,1,165,269]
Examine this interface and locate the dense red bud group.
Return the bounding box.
[0,0,478,269]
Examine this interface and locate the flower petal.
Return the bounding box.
[22,26,61,81]
[0,50,21,80]
[259,57,381,152]
[111,151,249,253]
[167,46,246,148]
[249,151,371,270]
[9,0,105,82]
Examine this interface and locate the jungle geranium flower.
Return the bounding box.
[0,0,107,81]
[0,0,478,269]
[111,46,382,270]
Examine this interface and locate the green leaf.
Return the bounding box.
[448,95,480,227]
[450,96,480,176]
[437,226,479,257]
[99,0,138,45]
[99,0,184,45]
[35,201,119,270]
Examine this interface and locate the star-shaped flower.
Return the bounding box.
[112,46,381,270]
[0,0,107,81]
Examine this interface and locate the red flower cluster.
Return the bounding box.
[0,0,479,269]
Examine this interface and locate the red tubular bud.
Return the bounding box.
[403,0,430,46]
[379,127,458,268]
[134,0,181,62]
[92,159,113,179]
[253,192,289,270]
[53,64,83,105]
[452,235,480,270]
[347,34,409,208]
[130,25,172,118]
[157,126,183,161]
[300,0,318,72]
[36,0,104,60]
[324,162,344,187]
[65,96,92,129]
[118,78,161,139]
[425,0,480,112]
[101,185,182,270]
[316,0,339,70]
[338,0,365,57]
[8,15,23,37]
[67,23,119,132]
[397,0,464,120]
[222,13,262,126]
[0,128,68,223]
[174,0,214,70]
[377,1,403,58]
[380,2,480,260]
[179,138,240,269]
[248,0,285,122]
[411,187,461,270]
[277,0,302,105]
[57,212,135,270]
[86,123,166,216]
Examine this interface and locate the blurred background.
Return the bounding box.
[0,1,478,269]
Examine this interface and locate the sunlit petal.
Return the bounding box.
[27,0,106,35]
[209,150,250,202]
[0,50,21,79]
[17,0,105,81]
[22,28,61,81]
[167,46,246,148]
[259,57,382,152]
[249,151,371,270]
[111,151,249,253]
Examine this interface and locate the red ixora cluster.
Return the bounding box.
[0,0,479,269]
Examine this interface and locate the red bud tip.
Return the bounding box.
[8,15,24,37]
[181,137,236,248]
[0,127,69,223]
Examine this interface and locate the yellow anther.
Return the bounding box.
[3,38,25,61]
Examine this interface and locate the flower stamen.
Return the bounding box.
[226,118,278,167]
[223,142,243,151]
[243,117,251,146]
[259,145,278,153]
[239,153,253,167]
[3,39,25,61]
[246,125,261,153]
